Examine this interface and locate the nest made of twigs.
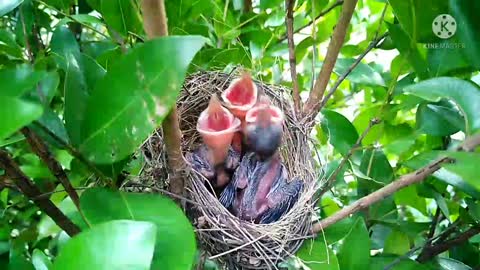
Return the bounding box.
[137,70,321,270]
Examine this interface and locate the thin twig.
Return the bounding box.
[417,225,480,262]
[315,32,388,112]
[0,150,80,236]
[303,0,358,116]
[141,0,187,206]
[313,133,480,232]
[32,121,115,187]
[314,3,389,113]
[285,0,302,116]
[21,127,81,209]
[278,0,344,42]
[318,118,381,197]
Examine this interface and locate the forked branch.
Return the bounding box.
[285,0,302,115]
[0,150,80,236]
[303,0,358,117]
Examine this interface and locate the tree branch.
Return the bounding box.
[33,121,114,188]
[278,0,344,42]
[313,157,452,232]
[21,127,81,209]
[303,0,358,116]
[141,0,186,205]
[312,134,480,232]
[416,225,480,263]
[285,0,302,116]
[0,149,80,236]
[314,4,388,113]
[315,32,388,112]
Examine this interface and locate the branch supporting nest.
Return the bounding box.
[285,0,302,116]
[141,0,187,205]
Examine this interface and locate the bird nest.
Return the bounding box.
[135,70,321,269]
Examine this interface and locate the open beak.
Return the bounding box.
[197,95,241,165]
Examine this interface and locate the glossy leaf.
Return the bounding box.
[79,36,206,164]
[0,65,47,97]
[52,220,157,270]
[370,255,431,270]
[80,188,197,270]
[384,230,410,255]
[416,101,464,136]
[0,0,24,16]
[100,0,143,37]
[0,96,43,140]
[296,238,339,270]
[321,110,359,158]
[404,77,480,135]
[450,0,480,69]
[337,217,370,270]
[436,257,473,270]
[359,148,394,185]
[32,249,52,270]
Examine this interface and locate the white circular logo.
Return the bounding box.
[432,14,457,39]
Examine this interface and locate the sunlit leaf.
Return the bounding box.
[0,96,43,140]
[32,249,52,270]
[404,77,480,134]
[52,220,157,270]
[337,217,370,269]
[80,188,197,270]
[0,0,24,16]
[296,238,339,270]
[79,36,206,164]
[320,110,360,159]
[334,58,386,86]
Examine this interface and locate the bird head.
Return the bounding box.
[197,95,241,164]
[244,100,284,160]
[221,71,258,121]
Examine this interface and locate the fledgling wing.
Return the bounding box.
[224,146,241,171]
[185,146,215,180]
[259,166,304,224]
[219,153,256,209]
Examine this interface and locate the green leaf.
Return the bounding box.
[387,23,430,79]
[359,148,394,185]
[337,217,370,270]
[0,65,47,97]
[443,152,480,191]
[450,0,480,69]
[370,255,431,270]
[80,188,196,270]
[334,59,386,86]
[436,258,472,270]
[51,27,106,145]
[416,101,464,136]
[0,0,24,16]
[52,220,156,270]
[0,96,43,140]
[296,238,339,270]
[404,77,480,135]
[323,217,356,244]
[388,0,448,42]
[79,36,206,164]
[320,110,359,158]
[100,0,143,37]
[32,249,52,270]
[384,230,410,255]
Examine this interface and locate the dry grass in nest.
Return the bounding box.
[134,70,323,269]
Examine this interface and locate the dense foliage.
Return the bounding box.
[0,0,479,269]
